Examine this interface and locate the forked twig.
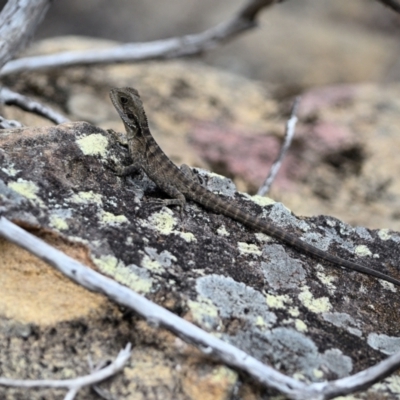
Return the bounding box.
[0,343,131,400]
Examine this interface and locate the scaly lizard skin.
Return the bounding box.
[110,87,400,287]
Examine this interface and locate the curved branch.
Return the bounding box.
[375,0,400,13]
[0,217,400,399]
[0,0,283,77]
[0,0,51,69]
[0,217,307,399]
[304,350,400,399]
[0,344,131,396]
[0,87,69,124]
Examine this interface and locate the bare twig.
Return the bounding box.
[0,216,307,398]
[0,0,284,77]
[0,115,23,129]
[257,96,300,196]
[0,87,69,124]
[0,217,400,399]
[0,342,131,400]
[88,358,117,400]
[304,351,400,399]
[375,0,400,13]
[0,0,51,69]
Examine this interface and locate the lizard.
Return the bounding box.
[109,86,400,287]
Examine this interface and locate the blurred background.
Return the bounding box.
[3,0,400,92]
[2,0,400,229]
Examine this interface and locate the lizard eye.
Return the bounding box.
[127,113,135,119]
[120,96,128,104]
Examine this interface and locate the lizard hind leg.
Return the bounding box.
[149,184,187,220]
[180,164,203,185]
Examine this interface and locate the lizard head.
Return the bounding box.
[109,87,149,136]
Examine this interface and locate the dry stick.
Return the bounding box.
[0,343,131,400]
[0,0,284,77]
[0,115,23,129]
[257,96,300,196]
[1,218,400,399]
[0,87,69,125]
[376,0,400,12]
[0,0,56,125]
[0,217,305,399]
[88,358,116,400]
[0,0,51,69]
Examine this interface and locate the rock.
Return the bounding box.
[2,35,400,399]
[0,122,400,399]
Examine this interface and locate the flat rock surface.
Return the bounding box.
[0,122,400,399]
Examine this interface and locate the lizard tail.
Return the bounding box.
[193,187,400,286]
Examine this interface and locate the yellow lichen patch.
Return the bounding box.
[76,133,108,157]
[182,364,238,400]
[141,254,164,273]
[246,193,276,208]
[49,215,69,231]
[123,349,174,397]
[315,266,337,293]
[238,242,262,256]
[298,286,332,314]
[266,293,291,309]
[188,298,219,330]
[293,372,307,382]
[70,190,103,205]
[288,307,300,317]
[255,232,272,242]
[0,238,107,325]
[93,255,153,293]
[378,229,391,241]
[146,208,177,235]
[295,319,308,332]
[142,208,197,241]
[313,369,324,379]
[8,179,44,206]
[93,254,119,272]
[255,315,267,328]
[217,225,230,237]
[385,375,400,395]
[355,245,372,257]
[1,164,20,176]
[179,231,197,243]
[379,280,397,292]
[98,210,128,225]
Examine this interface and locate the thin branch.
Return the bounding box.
[0,0,51,69]
[0,0,284,77]
[0,87,69,125]
[304,350,400,399]
[0,343,131,395]
[0,217,399,399]
[375,0,400,13]
[64,387,78,400]
[257,96,300,196]
[0,115,23,129]
[0,217,307,399]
